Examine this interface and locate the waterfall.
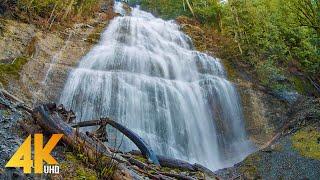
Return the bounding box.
[60,2,253,170]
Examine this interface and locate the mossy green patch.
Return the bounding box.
[76,168,97,180]
[290,76,314,95]
[160,166,181,173]
[64,149,118,179]
[292,127,320,160]
[100,163,117,178]
[2,109,12,117]
[239,154,261,179]
[65,152,79,162]
[0,56,29,86]
[59,151,98,180]
[133,155,148,163]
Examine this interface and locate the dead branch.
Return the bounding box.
[0,88,33,113]
[72,118,160,165]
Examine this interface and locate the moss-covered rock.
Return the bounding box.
[54,152,98,180]
[0,56,29,86]
[292,127,320,160]
[290,76,316,96]
[238,154,261,179]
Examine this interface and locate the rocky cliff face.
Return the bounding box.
[0,1,117,106]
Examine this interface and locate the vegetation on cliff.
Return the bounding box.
[0,56,29,85]
[1,0,101,29]
[292,127,320,160]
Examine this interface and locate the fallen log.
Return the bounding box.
[129,151,219,179]
[128,151,197,172]
[160,172,195,180]
[0,88,24,104]
[72,118,160,165]
[32,104,132,179]
[157,155,195,171]
[122,154,193,180]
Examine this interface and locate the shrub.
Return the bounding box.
[10,0,100,28]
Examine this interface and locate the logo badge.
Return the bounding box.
[5,134,63,174]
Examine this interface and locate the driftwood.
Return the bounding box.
[72,119,160,165]
[32,104,131,179]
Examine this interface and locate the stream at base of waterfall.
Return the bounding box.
[59,1,254,171]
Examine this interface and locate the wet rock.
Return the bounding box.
[273,90,301,104]
[100,4,109,12]
[237,80,288,147]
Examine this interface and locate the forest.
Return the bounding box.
[0,0,100,28]
[135,0,320,96]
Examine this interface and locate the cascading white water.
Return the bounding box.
[60,2,253,170]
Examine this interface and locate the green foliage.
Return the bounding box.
[0,56,29,85]
[193,0,221,25]
[140,0,221,25]
[221,0,320,92]
[60,152,98,180]
[291,0,320,36]
[76,168,97,180]
[256,60,288,90]
[139,0,319,94]
[15,0,100,26]
[140,0,191,19]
